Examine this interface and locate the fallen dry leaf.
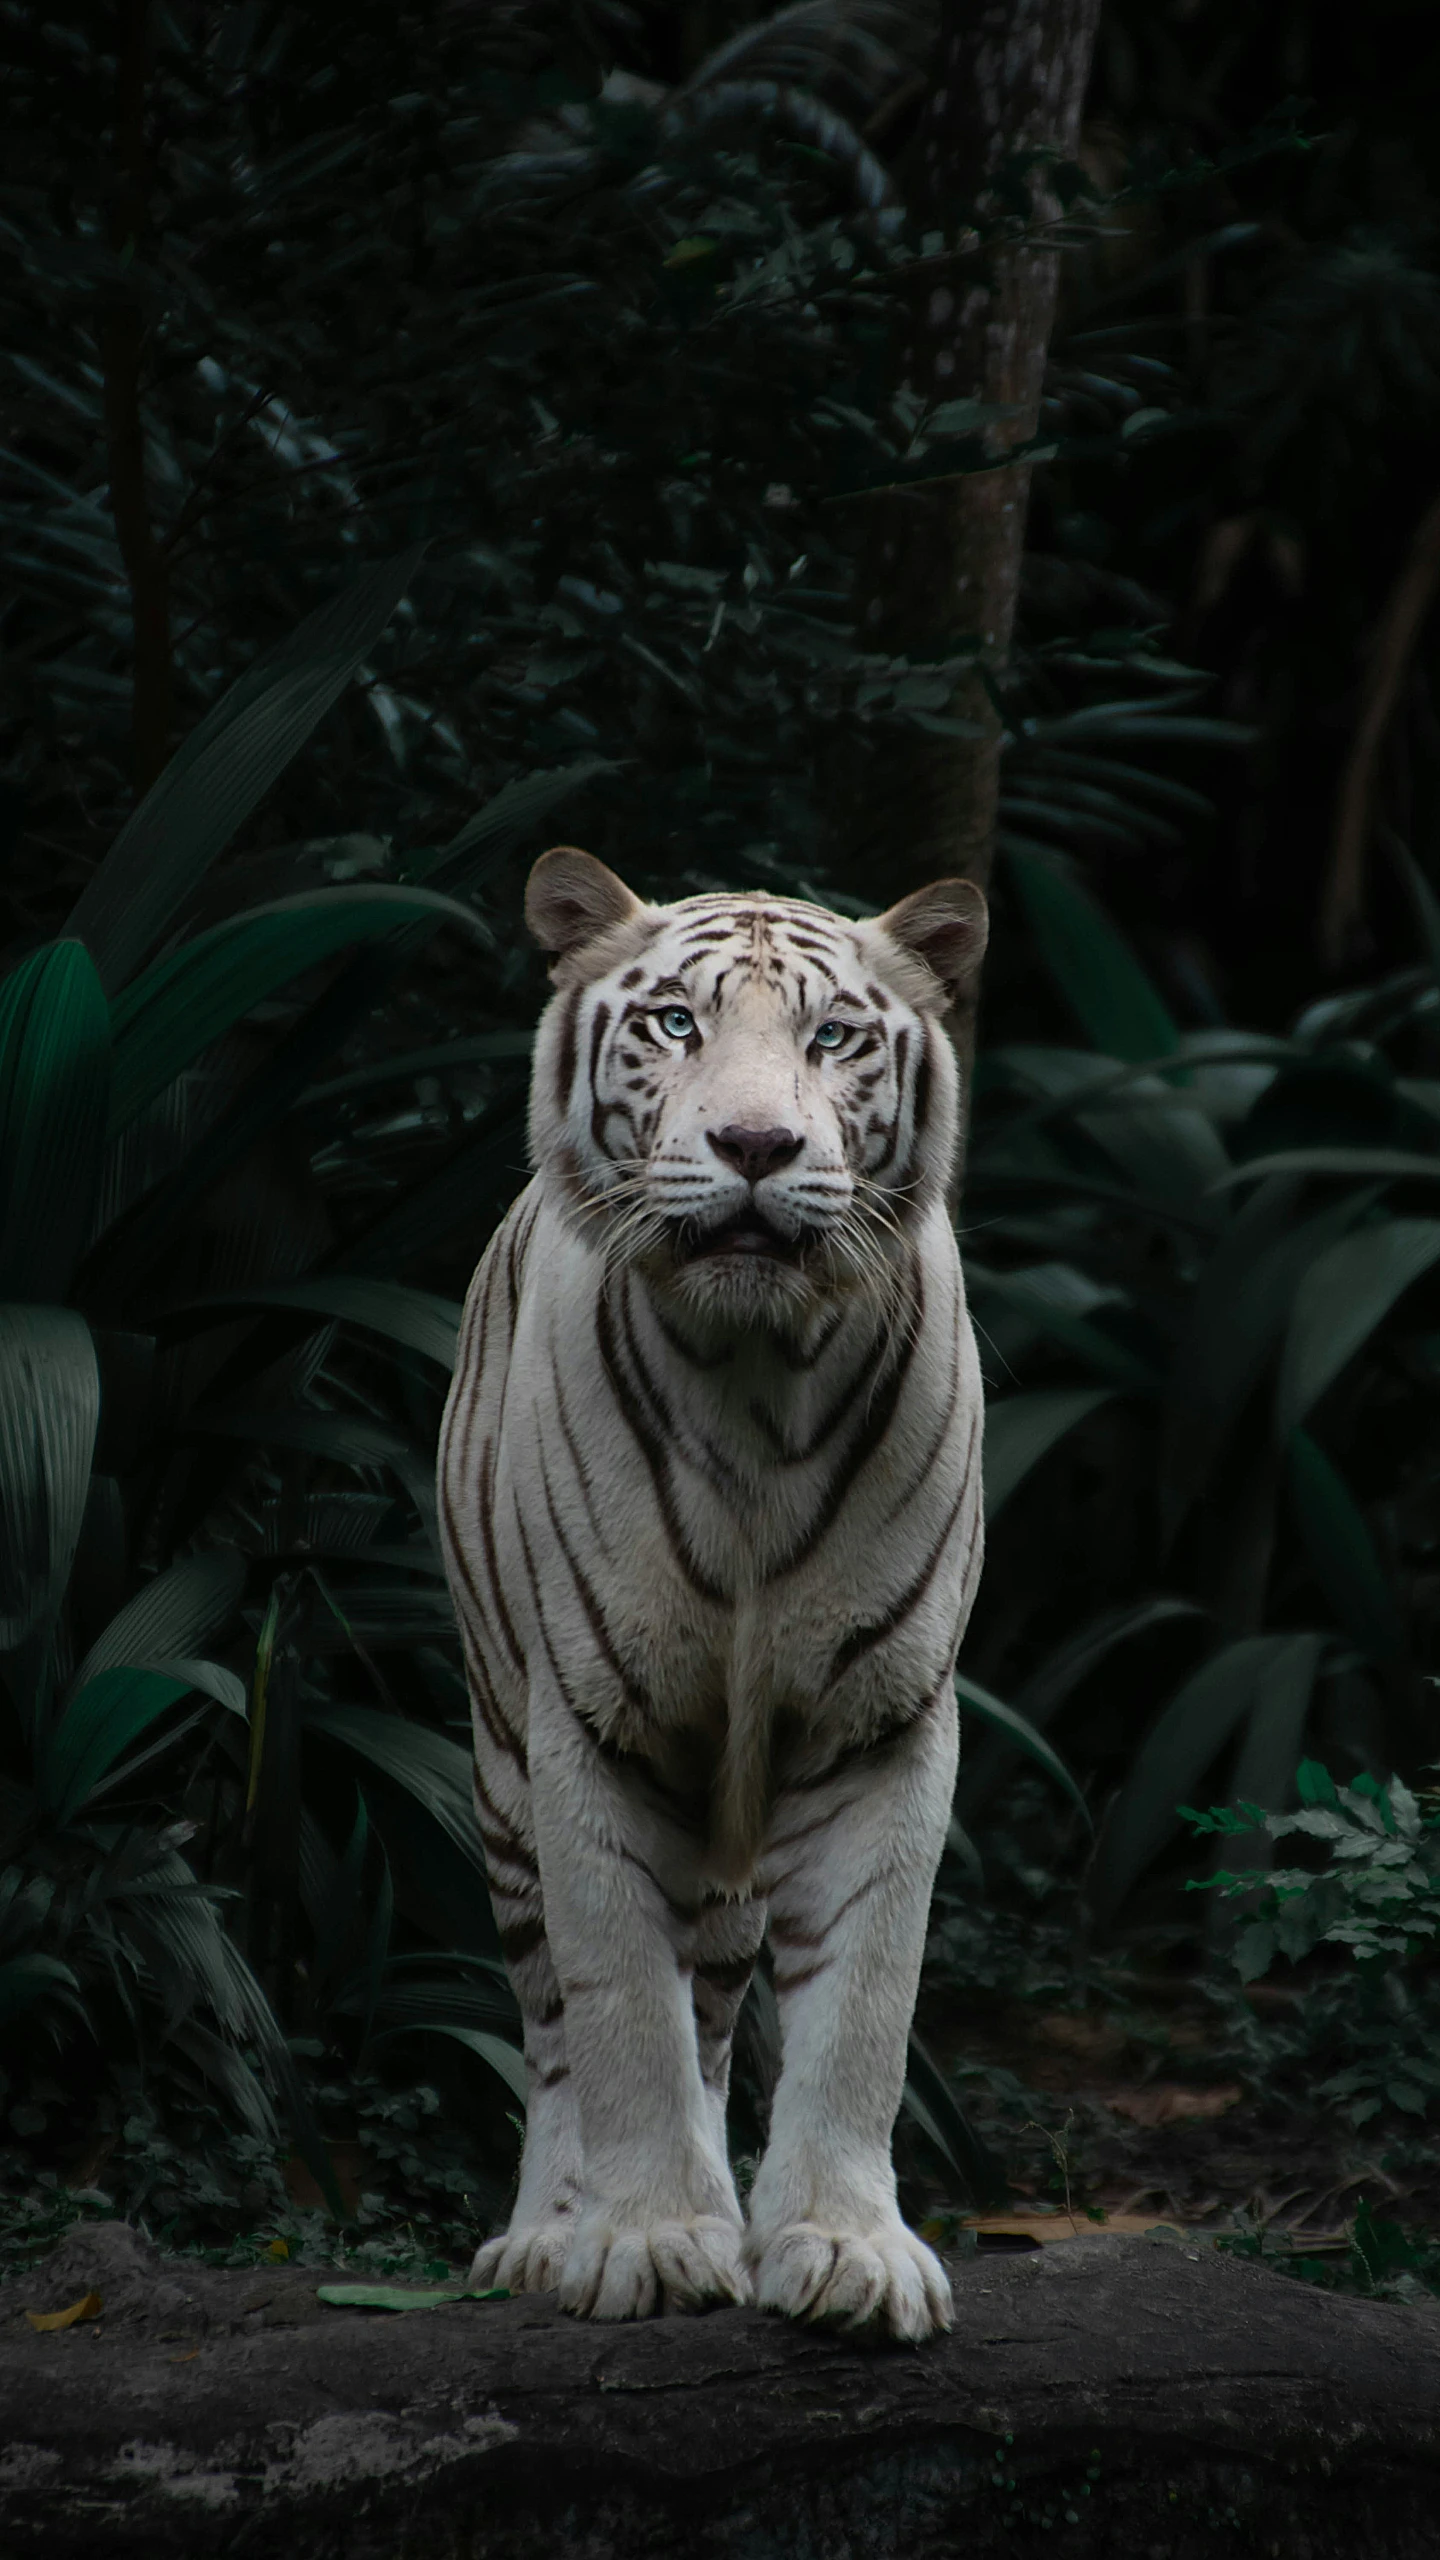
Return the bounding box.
[1031,2013,1128,2067]
[25,2291,103,2333]
[1105,2082,1243,2129]
[959,2214,1186,2246]
[283,2142,369,2220]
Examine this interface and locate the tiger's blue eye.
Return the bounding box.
[658,1005,696,1040]
[812,1020,847,1052]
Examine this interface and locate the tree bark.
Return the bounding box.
[102,0,172,796]
[838,0,1102,921]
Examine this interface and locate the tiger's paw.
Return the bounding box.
[557,2213,751,2319]
[469,2216,575,2297]
[749,2219,953,2342]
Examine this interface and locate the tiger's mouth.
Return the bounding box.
[676,1212,804,1264]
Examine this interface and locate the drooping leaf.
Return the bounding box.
[981,1385,1116,1518]
[1278,1219,1440,1434]
[0,942,110,1302]
[66,548,426,992]
[1006,845,1181,1063]
[1159,1181,1372,1542]
[0,1307,100,1653]
[1219,1632,1327,1879]
[957,1598,1203,1825]
[0,1953,87,2033]
[1209,1147,1440,1192]
[954,1672,1092,1828]
[1090,1637,1292,1923]
[408,756,620,892]
[965,1266,1157,1391]
[37,1666,195,1827]
[1388,834,1440,986]
[337,1104,531,1275]
[305,1704,485,1875]
[1287,1430,1403,1664]
[373,2017,528,2106]
[195,1411,438,1546]
[369,1953,519,2038]
[68,1550,246,1695]
[172,1278,461,1373]
[902,2031,1008,2210]
[302,1030,535,1110]
[107,885,491,1136]
[146,1658,248,1718]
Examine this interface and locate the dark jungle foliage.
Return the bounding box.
[2,0,1439,2266]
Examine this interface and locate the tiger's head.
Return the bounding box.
[525,848,987,1320]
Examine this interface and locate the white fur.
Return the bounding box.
[439,880,984,2338]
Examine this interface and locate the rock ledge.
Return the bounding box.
[3,2221,1439,2556]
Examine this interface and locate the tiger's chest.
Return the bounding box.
[487,1238,981,1755]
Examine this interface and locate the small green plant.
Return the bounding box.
[1184,1759,1440,2125]
[1218,2196,1440,2305]
[1184,1758,1440,1976]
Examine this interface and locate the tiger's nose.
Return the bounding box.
[707,1124,803,1183]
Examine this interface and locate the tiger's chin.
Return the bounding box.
[646,1213,897,1333]
[666,1242,818,1325]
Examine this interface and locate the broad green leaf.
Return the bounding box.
[1389,835,1440,985]
[66,548,426,991]
[1159,1183,1373,1542]
[374,2018,528,2106]
[1219,1633,1327,1880]
[107,885,491,1136]
[954,1671,1092,1828]
[315,2282,508,2312]
[1090,1636,1294,1922]
[172,1278,461,1373]
[902,2032,1007,2209]
[966,1265,1157,1391]
[0,942,110,1301]
[0,1307,100,1652]
[1287,1430,1403,1664]
[339,1105,531,1275]
[305,1703,483,1875]
[944,1815,985,1889]
[1278,1219,1440,1434]
[0,1953,87,2031]
[367,1956,519,2047]
[1006,845,1181,1063]
[982,1386,1116,1518]
[196,1410,437,1544]
[302,1030,535,1110]
[38,1665,194,1826]
[148,1657,248,1717]
[1209,1148,1440,1192]
[957,1598,1203,1825]
[69,1550,246,1695]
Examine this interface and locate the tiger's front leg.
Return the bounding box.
[528,1678,751,2318]
[746,1683,959,2342]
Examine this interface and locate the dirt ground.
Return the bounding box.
[917,1977,1440,2250]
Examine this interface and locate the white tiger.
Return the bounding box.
[437,847,987,2340]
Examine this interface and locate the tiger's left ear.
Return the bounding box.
[526,846,643,968]
[876,878,989,1010]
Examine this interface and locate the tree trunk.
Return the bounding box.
[837,0,1102,1062]
[7,2220,1440,2559]
[102,0,172,796]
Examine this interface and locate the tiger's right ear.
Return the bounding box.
[525,847,643,972]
